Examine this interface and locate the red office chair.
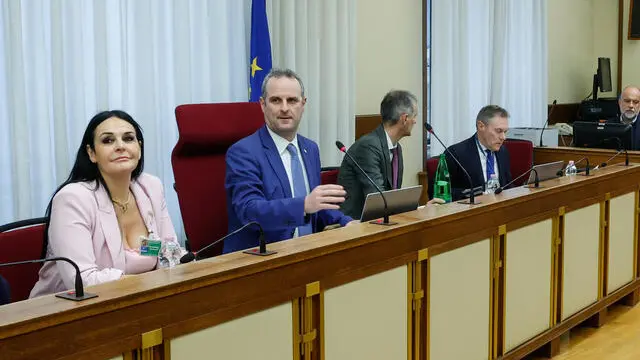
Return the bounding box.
[172,102,264,257]
[320,166,340,185]
[0,217,46,302]
[503,139,534,186]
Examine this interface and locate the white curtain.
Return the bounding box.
[429,0,548,155]
[267,0,356,167]
[0,0,253,235]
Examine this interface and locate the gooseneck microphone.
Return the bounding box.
[336,141,396,225]
[179,221,274,263]
[424,123,480,205]
[539,100,558,147]
[574,157,591,175]
[0,257,97,301]
[597,148,629,169]
[494,168,540,195]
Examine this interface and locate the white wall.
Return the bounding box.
[548,0,618,103]
[622,0,640,86]
[355,0,424,185]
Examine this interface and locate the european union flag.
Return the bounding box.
[249,0,272,102]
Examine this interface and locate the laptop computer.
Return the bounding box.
[525,161,565,185]
[360,185,422,222]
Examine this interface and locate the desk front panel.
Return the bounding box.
[429,239,491,360]
[562,203,600,320]
[607,192,637,294]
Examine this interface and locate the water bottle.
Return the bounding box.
[486,173,499,194]
[433,153,452,202]
[565,160,578,176]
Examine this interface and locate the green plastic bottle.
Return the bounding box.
[433,153,452,203]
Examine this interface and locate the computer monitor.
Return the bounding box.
[360,186,422,222]
[573,121,632,149]
[597,57,612,94]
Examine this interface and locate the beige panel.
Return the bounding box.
[563,204,600,320]
[324,266,407,360]
[505,219,552,352]
[356,0,423,185]
[430,239,491,360]
[170,302,292,360]
[608,192,636,294]
[108,357,123,360]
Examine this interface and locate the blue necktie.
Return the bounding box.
[485,149,495,180]
[287,144,313,236]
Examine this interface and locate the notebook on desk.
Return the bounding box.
[525,161,565,185]
[360,185,422,222]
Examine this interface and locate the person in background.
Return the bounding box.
[446,105,512,201]
[337,90,417,219]
[30,110,179,298]
[617,85,640,150]
[224,68,356,254]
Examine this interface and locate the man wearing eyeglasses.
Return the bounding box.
[618,86,640,150]
[445,105,512,201]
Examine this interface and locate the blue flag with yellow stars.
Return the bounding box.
[249,0,272,102]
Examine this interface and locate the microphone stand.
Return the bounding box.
[424,123,481,205]
[336,141,397,225]
[179,221,274,263]
[0,257,97,301]
[494,168,540,195]
[539,100,558,147]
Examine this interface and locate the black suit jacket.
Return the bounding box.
[445,134,512,201]
[0,275,9,305]
[337,125,403,219]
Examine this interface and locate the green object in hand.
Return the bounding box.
[434,153,452,203]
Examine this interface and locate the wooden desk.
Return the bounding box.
[534,146,637,166]
[2,165,640,360]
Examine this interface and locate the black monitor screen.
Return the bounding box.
[598,57,612,92]
[573,121,632,149]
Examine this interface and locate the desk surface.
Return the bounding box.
[2,163,640,359]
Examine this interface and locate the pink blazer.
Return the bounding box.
[30,173,178,298]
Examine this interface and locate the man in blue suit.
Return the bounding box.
[224,68,355,253]
[445,105,512,201]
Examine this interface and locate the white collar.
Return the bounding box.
[385,129,397,151]
[267,126,300,155]
[476,135,490,153]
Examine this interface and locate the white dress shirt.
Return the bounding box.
[267,127,310,237]
[476,139,500,185]
[385,129,398,163]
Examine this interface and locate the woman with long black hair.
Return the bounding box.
[30,110,178,297]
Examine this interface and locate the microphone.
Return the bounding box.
[335,141,397,225]
[424,123,480,205]
[494,168,540,195]
[0,257,97,301]
[179,221,274,263]
[596,148,629,169]
[539,100,558,147]
[574,157,591,175]
[555,156,592,176]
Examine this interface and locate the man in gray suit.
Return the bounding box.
[337,90,418,219]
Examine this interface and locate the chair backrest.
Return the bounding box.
[0,218,46,302]
[503,139,534,186]
[425,156,439,200]
[320,166,340,185]
[172,102,264,256]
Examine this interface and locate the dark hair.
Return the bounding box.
[40,110,145,258]
[261,68,306,99]
[380,90,418,125]
[476,105,509,125]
